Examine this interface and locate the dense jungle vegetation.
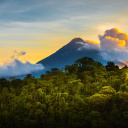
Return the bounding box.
[0,57,128,128]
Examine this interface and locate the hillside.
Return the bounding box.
[0,57,128,128]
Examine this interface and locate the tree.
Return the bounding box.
[65,64,78,74]
[106,62,119,71]
[75,57,94,67]
[25,74,32,79]
[122,65,128,69]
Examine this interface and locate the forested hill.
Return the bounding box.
[0,57,128,128]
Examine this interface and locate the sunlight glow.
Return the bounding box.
[86,40,100,44]
[118,40,126,47]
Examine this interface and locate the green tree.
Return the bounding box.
[106,61,119,71]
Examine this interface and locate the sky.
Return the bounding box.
[0,0,128,64]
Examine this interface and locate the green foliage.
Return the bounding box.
[106,61,119,71]
[0,57,128,128]
[99,86,116,95]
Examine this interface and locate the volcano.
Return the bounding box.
[37,37,126,70]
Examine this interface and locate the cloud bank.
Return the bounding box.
[0,59,44,78]
[99,28,128,61]
[77,28,128,62]
[0,51,45,78]
[99,28,128,46]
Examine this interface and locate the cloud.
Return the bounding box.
[77,28,128,62]
[0,59,45,78]
[11,50,26,59]
[99,28,128,46]
[100,36,125,50]
[14,50,26,56]
[99,28,128,61]
[77,40,100,51]
[0,51,45,78]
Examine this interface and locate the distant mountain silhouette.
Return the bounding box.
[37,37,126,70]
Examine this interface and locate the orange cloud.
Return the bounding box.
[99,28,128,46]
[86,40,100,44]
[104,36,126,47]
[113,27,122,33]
[118,40,126,47]
[99,28,128,62]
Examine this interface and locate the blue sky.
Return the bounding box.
[0,0,128,63]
